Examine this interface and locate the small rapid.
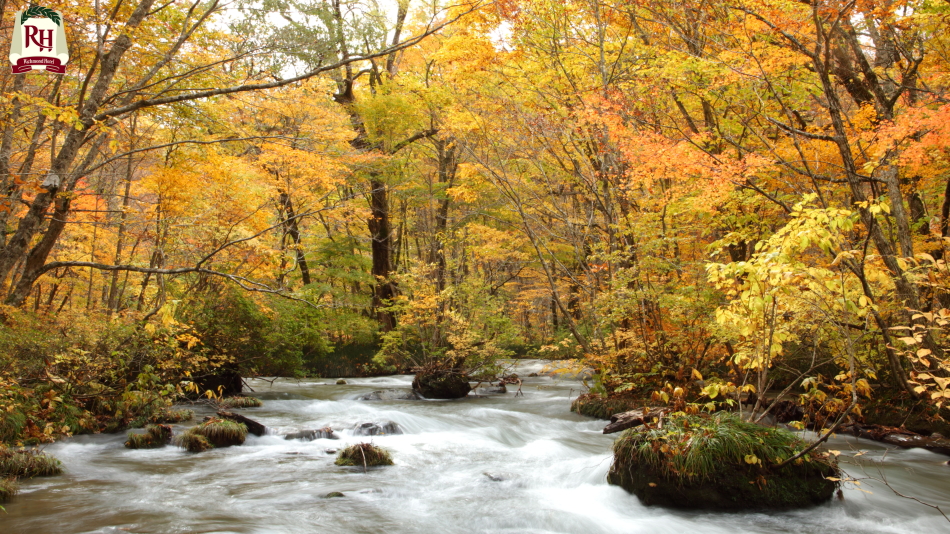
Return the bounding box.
[3,360,948,534]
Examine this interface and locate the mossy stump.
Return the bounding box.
[0,447,63,478]
[412,370,471,399]
[125,424,173,449]
[0,477,18,502]
[335,443,393,467]
[607,412,839,510]
[174,418,247,452]
[218,396,263,409]
[572,393,642,420]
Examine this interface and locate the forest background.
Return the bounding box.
[1,0,950,446]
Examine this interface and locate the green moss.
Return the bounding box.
[571,393,642,420]
[0,447,63,478]
[174,432,213,453]
[607,412,839,510]
[218,396,263,409]
[335,443,393,467]
[0,477,18,502]
[151,408,194,424]
[175,418,247,450]
[125,424,173,449]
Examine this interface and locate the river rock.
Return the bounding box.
[336,379,347,385]
[412,370,471,399]
[284,427,338,441]
[607,412,839,510]
[356,389,422,401]
[325,492,345,498]
[352,421,402,436]
[527,372,539,377]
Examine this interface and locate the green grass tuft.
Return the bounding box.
[174,418,247,451]
[151,408,194,424]
[0,477,18,502]
[174,432,212,453]
[0,447,63,478]
[125,424,173,449]
[218,396,263,409]
[571,393,642,420]
[612,412,826,483]
[335,443,393,467]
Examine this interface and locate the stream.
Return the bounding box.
[3,360,949,533]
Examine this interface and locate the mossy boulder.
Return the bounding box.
[218,396,263,409]
[0,477,18,502]
[571,393,642,420]
[412,370,471,399]
[174,418,247,452]
[175,432,213,453]
[607,412,839,510]
[335,443,394,467]
[0,447,63,478]
[125,424,174,449]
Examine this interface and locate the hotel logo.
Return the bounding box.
[9,5,68,74]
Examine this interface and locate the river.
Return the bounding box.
[3,360,948,533]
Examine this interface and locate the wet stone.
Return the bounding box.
[352,421,403,436]
[356,389,422,401]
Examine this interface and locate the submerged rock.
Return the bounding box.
[356,389,421,401]
[607,412,839,510]
[352,421,402,436]
[325,491,345,498]
[412,370,471,399]
[336,379,347,385]
[285,428,338,441]
[474,385,507,395]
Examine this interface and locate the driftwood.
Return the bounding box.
[603,407,671,434]
[840,424,950,456]
[216,410,267,436]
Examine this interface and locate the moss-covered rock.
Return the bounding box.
[174,418,247,452]
[571,393,642,420]
[335,443,393,467]
[607,412,839,510]
[125,424,173,449]
[412,370,471,399]
[175,432,213,453]
[0,447,63,478]
[0,477,18,502]
[218,396,263,409]
[151,408,194,424]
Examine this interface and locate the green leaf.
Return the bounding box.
[21,5,61,26]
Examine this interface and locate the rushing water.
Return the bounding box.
[3,360,949,534]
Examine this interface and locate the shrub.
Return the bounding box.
[125,424,173,449]
[0,477,17,502]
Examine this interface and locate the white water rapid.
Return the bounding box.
[3,360,948,533]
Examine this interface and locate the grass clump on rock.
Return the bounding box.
[152,408,194,424]
[0,447,63,478]
[607,412,839,510]
[335,443,393,467]
[125,424,173,449]
[218,396,263,409]
[174,418,247,452]
[571,393,642,420]
[0,477,18,501]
